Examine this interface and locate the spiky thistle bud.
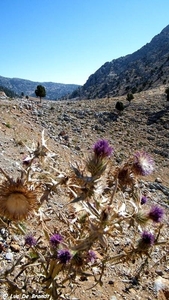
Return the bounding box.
[86,140,113,177]
[93,139,113,159]
[25,235,37,247]
[57,249,72,264]
[148,205,164,223]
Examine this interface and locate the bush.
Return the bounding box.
[126,93,134,102]
[115,101,124,111]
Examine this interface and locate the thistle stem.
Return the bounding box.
[109,177,118,205]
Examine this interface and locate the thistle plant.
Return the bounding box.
[0,132,167,299]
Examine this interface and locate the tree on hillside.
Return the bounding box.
[115,101,124,112]
[126,93,134,103]
[35,85,46,102]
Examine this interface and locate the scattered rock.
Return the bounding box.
[154,276,169,300]
[5,251,13,261]
[10,242,20,252]
[155,177,163,183]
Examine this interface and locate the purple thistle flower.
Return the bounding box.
[87,250,97,264]
[93,139,113,159]
[50,234,63,247]
[25,235,37,247]
[148,205,164,223]
[132,151,154,176]
[141,195,147,205]
[57,249,72,264]
[141,231,155,247]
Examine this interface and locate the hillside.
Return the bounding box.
[70,25,169,99]
[0,75,80,100]
[1,86,168,183]
[0,87,168,299]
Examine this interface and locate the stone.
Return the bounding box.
[155,177,163,183]
[5,252,13,260]
[10,242,20,252]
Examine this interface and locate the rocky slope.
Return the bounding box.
[0,86,169,183]
[70,25,169,99]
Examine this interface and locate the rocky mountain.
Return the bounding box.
[0,76,80,100]
[70,25,169,99]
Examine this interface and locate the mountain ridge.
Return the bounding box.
[70,24,169,99]
[0,75,80,100]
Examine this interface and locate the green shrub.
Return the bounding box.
[115,101,124,111]
[126,93,134,102]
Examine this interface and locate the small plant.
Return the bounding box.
[0,131,167,299]
[115,101,124,111]
[126,92,134,103]
[5,122,11,128]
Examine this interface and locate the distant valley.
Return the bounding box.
[0,76,80,100]
[1,24,169,101]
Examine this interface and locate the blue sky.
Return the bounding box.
[0,0,169,85]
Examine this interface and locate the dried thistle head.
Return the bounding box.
[23,130,54,167]
[131,151,154,176]
[134,210,149,225]
[114,165,135,190]
[0,177,38,221]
